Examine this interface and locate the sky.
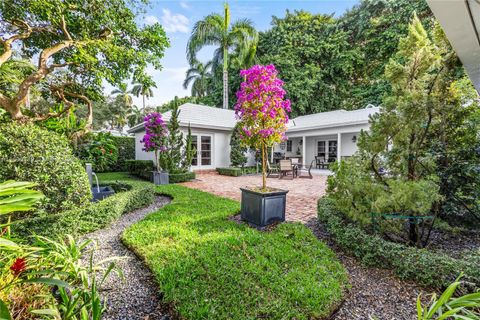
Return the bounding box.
[120,0,359,108]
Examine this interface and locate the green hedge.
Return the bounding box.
[112,136,135,171]
[169,172,196,183]
[126,160,153,181]
[12,180,155,238]
[317,197,480,292]
[216,167,242,177]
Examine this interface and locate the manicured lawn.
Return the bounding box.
[122,182,348,319]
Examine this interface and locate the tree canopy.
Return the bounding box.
[0,0,169,128]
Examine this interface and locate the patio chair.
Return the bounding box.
[279,159,295,179]
[297,160,315,179]
[266,161,280,178]
[315,156,327,169]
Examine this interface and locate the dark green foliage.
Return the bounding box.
[12,176,154,238]
[123,183,348,319]
[168,172,196,183]
[181,124,196,171]
[125,160,154,181]
[0,123,91,213]
[160,104,184,173]
[257,10,362,116]
[230,123,247,167]
[76,132,118,173]
[318,197,480,292]
[216,167,242,177]
[337,0,433,107]
[112,136,135,171]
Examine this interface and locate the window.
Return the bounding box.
[286,140,292,152]
[317,141,326,159]
[201,136,211,165]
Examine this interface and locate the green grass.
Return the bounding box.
[123,182,349,319]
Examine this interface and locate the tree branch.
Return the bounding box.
[0,19,33,66]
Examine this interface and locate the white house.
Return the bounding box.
[128,103,379,170]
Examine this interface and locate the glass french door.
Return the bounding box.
[191,135,212,168]
[328,141,338,161]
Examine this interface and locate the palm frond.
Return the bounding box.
[187,13,224,64]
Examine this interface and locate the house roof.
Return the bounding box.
[426,0,480,93]
[127,103,379,134]
[128,103,237,133]
[287,106,379,132]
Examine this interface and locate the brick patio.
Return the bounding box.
[180,172,328,223]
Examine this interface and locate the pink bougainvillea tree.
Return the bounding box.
[141,112,168,172]
[235,64,291,190]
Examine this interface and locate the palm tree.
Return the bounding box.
[132,82,156,110]
[183,61,213,97]
[187,2,257,109]
[127,105,143,127]
[111,83,133,107]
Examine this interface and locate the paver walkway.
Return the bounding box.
[181,172,328,223]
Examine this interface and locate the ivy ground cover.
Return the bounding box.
[122,182,348,319]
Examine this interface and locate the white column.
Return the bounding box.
[271,146,274,163]
[337,132,342,162]
[302,136,306,166]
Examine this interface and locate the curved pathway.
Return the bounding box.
[83,196,170,320]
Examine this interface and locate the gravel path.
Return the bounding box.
[83,196,171,320]
[306,217,428,320]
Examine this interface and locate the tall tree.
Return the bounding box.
[111,83,134,107]
[187,2,257,109]
[183,61,213,97]
[132,80,157,110]
[0,0,169,127]
[160,103,184,173]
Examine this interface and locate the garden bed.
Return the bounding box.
[12,173,155,238]
[122,184,349,319]
[317,197,480,292]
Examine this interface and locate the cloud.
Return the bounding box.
[180,2,190,9]
[145,15,159,25]
[161,9,189,33]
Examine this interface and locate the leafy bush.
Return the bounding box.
[0,123,91,213]
[112,136,135,171]
[125,160,154,181]
[318,197,480,292]
[12,179,155,238]
[76,132,118,172]
[216,167,242,177]
[230,123,247,167]
[168,172,196,183]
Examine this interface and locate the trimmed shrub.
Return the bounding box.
[217,167,242,177]
[112,136,135,171]
[12,180,154,238]
[318,197,480,292]
[0,123,91,212]
[126,160,154,181]
[169,172,196,183]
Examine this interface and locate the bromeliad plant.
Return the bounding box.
[141,112,168,172]
[235,64,291,190]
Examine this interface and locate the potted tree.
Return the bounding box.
[141,112,169,185]
[235,64,291,227]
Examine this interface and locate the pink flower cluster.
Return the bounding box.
[234,64,291,147]
[141,112,168,152]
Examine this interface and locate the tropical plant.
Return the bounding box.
[160,104,184,173]
[141,112,168,172]
[127,105,144,128]
[132,80,157,110]
[0,0,169,123]
[76,132,119,172]
[235,64,290,190]
[416,277,480,319]
[230,123,247,167]
[182,124,196,170]
[111,83,134,107]
[187,2,257,109]
[183,61,213,97]
[39,104,87,144]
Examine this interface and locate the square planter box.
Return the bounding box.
[91,186,115,202]
[152,171,169,185]
[240,187,288,227]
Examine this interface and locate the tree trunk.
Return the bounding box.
[143,94,146,110]
[262,142,267,190]
[223,69,228,109]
